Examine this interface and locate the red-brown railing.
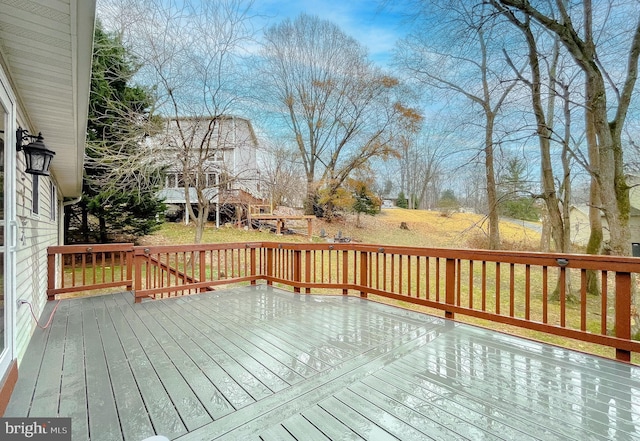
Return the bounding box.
[47,242,640,361]
[47,244,134,299]
[133,243,260,299]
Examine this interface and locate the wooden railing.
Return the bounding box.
[47,242,640,361]
[47,244,134,299]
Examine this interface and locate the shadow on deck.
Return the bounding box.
[6,285,640,440]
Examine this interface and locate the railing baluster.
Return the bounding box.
[525,264,530,320]
[481,260,487,311]
[495,262,501,315]
[542,266,548,324]
[509,263,515,317]
[560,266,566,327]
[601,270,608,335]
[468,260,474,309]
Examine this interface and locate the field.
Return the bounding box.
[141,208,542,250]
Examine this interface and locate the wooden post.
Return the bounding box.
[250,247,257,285]
[445,258,456,319]
[615,271,632,362]
[199,250,207,292]
[134,249,143,303]
[126,247,134,291]
[293,250,301,293]
[266,248,273,285]
[342,250,349,295]
[47,252,56,301]
[305,250,311,293]
[359,251,368,298]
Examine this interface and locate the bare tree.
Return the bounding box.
[260,14,414,217]
[495,0,640,257]
[100,0,256,243]
[494,4,575,254]
[258,141,306,208]
[399,116,453,210]
[396,1,522,249]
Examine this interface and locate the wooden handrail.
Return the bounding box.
[47,241,640,361]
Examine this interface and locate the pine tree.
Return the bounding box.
[65,22,165,243]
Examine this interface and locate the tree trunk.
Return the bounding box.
[585,78,603,295]
[81,205,89,243]
[539,204,551,252]
[485,113,500,250]
[304,178,315,215]
[99,216,108,243]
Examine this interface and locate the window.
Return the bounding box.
[167,173,177,188]
[32,174,39,215]
[49,181,56,221]
[206,173,217,188]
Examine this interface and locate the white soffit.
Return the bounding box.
[0,0,96,197]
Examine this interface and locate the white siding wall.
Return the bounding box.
[14,154,59,363]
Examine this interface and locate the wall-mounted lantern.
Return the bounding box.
[16,128,55,176]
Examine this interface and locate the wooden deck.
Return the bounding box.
[6,285,640,440]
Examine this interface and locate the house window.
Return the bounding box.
[206,173,217,188]
[32,174,39,214]
[167,174,177,188]
[49,181,56,221]
[214,150,224,162]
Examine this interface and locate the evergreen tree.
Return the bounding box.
[396,191,409,209]
[65,22,165,243]
[351,180,381,227]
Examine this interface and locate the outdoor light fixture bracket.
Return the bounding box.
[16,127,55,176]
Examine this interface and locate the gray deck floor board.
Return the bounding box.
[58,299,89,441]
[28,300,69,417]
[180,299,300,391]
[113,293,212,431]
[103,294,188,439]
[6,286,640,440]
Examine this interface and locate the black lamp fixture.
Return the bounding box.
[16,127,55,176]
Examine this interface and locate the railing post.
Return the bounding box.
[250,247,257,285]
[47,251,56,301]
[126,247,133,291]
[266,247,273,285]
[134,248,143,303]
[359,251,368,298]
[615,271,632,362]
[304,250,311,293]
[293,249,301,293]
[342,250,348,295]
[199,250,207,292]
[445,258,456,319]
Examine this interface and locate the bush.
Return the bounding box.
[500,197,540,222]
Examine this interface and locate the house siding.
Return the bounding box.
[14,156,59,363]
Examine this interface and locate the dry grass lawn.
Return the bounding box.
[142,208,542,250]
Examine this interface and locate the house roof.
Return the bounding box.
[0,0,96,197]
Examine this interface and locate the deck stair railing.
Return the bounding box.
[48,242,640,361]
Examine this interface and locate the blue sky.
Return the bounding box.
[250,0,409,67]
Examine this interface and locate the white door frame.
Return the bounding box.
[0,67,17,375]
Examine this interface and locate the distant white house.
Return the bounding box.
[0,0,96,413]
[149,116,264,224]
[569,175,640,249]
